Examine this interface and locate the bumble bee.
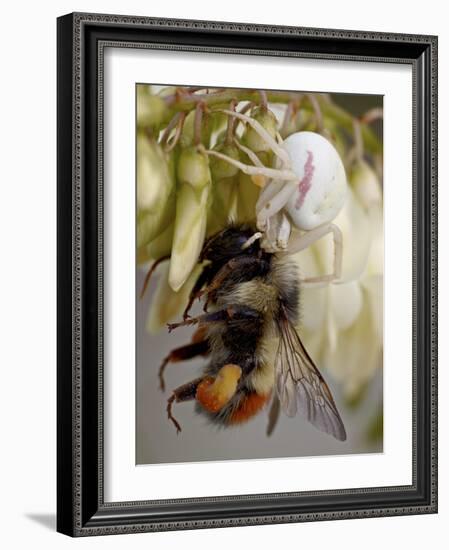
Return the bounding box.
[153,224,346,441]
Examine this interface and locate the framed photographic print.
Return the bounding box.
[57,12,438,536]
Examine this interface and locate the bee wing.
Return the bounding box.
[275,317,347,441]
[266,393,281,437]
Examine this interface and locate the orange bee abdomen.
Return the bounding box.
[228,392,271,424]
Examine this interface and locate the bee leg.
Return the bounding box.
[168,304,262,333]
[166,395,181,433]
[167,308,231,332]
[202,290,216,313]
[266,394,281,437]
[182,265,215,320]
[139,255,170,299]
[158,340,209,392]
[196,364,242,414]
[167,377,204,434]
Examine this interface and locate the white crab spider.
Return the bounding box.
[204,109,348,286]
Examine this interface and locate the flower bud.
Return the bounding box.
[206,141,241,232]
[242,107,278,153]
[137,134,173,211]
[177,147,211,191]
[169,158,211,291]
[280,107,313,138]
[136,136,176,248]
[237,172,261,222]
[209,142,240,180]
[350,160,382,210]
[179,110,213,148]
[137,223,174,265]
[208,176,239,234]
[137,86,168,130]
[155,86,177,98]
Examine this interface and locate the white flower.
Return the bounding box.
[295,184,383,399]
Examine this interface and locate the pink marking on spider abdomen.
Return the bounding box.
[295,150,315,209]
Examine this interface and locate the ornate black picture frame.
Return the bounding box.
[57,12,438,536]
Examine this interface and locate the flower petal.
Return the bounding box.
[323,286,382,399]
[329,281,363,331]
[350,159,382,211]
[300,285,327,331]
[294,246,328,331]
[313,187,372,283]
[361,274,383,342]
[365,205,384,277]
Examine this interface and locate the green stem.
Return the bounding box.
[163,88,382,154]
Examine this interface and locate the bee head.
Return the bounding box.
[200,224,261,263]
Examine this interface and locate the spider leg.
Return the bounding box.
[233,138,265,168]
[275,131,284,144]
[218,109,292,168]
[182,264,215,320]
[286,223,343,286]
[260,211,292,252]
[276,213,292,249]
[256,178,285,211]
[204,149,296,182]
[256,180,297,230]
